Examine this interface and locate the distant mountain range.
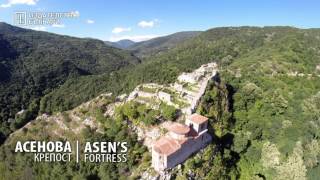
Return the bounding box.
[104,39,135,49]
[106,31,201,57]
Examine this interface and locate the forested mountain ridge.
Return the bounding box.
[40,26,320,115]
[0,22,140,142]
[0,25,320,179]
[127,31,201,57]
[36,26,320,179]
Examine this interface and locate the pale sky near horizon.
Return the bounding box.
[0,0,319,42]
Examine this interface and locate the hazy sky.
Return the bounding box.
[0,0,319,41]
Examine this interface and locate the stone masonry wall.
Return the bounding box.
[166,133,212,169]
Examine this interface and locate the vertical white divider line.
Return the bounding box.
[76,141,79,163]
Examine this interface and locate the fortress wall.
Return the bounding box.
[137,91,156,98]
[190,71,217,113]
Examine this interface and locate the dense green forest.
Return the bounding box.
[36,26,320,179]
[0,22,140,143]
[0,24,320,179]
[41,26,320,179]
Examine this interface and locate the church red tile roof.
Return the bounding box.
[189,114,208,124]
[153,114,209,156]
[167,123,190,135]
[153,136,181,155]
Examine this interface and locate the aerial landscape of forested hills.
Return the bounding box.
[0,24,320,179]
[0,22,140,143]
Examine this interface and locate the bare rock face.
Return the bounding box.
[158,171,172,180]
[130,124,145,141]
[130,122,164,149]
[141,171,159,180]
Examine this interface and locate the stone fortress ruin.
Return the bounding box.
[108,62,218,172]
[126,62,217,115]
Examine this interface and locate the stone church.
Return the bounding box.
[152,113,212,171]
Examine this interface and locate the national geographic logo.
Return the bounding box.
[14,11,27,25]
[13,11,79,26]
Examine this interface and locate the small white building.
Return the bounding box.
[185,114,209,133]
[152,113,211,171]
[177,63,217,84]
[137,91,156,98]
[182,92,194,102]
[173,83,183,92]
[127,88,139,101]
[116,94,127,102]
[177,73,199,84]
[158,91,172,103]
